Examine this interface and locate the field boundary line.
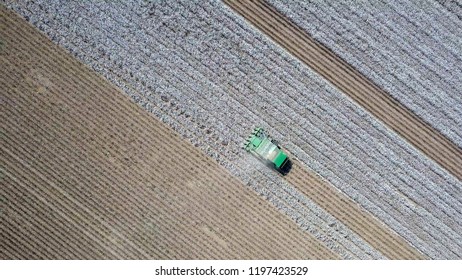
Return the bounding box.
[222,0,462,180]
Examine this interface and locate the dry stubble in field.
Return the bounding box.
[0,7,336,259]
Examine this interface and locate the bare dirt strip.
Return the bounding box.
[0,7,337,259]
[286,161,425,259]
[223,0,462,180]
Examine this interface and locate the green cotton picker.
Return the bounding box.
[244,127,292,175]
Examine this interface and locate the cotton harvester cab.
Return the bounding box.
[244,127,292,175]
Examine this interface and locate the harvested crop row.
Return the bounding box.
[0,8,337,259]
[7,0,461,258]
[285,161,424,259]
[40,1,387,258]
[106,1,462,245]
[223,0,462,180]
[0,5,374,260]
[268,0,462,147]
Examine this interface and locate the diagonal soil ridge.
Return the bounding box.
[286,160,426,259]
[0,7,337,259]
[222,0,462,180]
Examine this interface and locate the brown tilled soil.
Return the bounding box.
[286,161,425,259]
[0,7,337,259]
[223,0,462,180]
